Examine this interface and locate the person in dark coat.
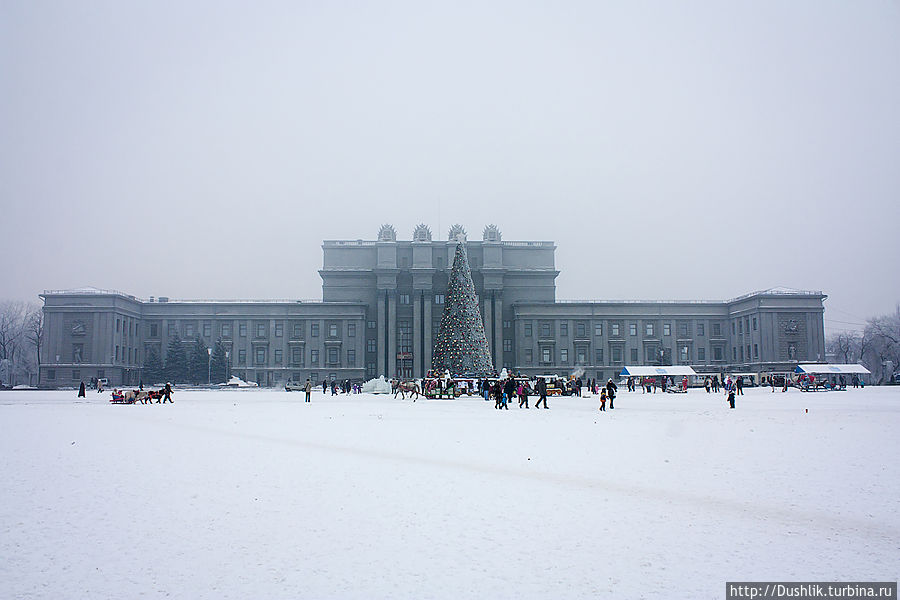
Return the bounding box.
[161,382,174,403]
[304,378,312,402]
[606,378,617,409]
[503,378,516,407]
[77,381,86,397]
[735,376,744,395]
[534,377,548,409]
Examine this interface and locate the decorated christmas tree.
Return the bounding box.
[432,239,494,376]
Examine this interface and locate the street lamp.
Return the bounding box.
[207,347,212,386]
[225,350,230,383]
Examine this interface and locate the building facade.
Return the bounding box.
[39,224,826,387]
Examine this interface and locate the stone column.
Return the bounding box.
[424,294,433,372]
[388,292,397,378]
[413,292,422,377]
[493,295,503,371]
[377,291,386,376]
[483,296,493,365]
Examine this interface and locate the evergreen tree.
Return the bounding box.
[432,240,494,376]
[165,331,187,383]
[143,345,164,385]
[188,337,209,384]
[210,339,228,384]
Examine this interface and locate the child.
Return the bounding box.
[599,388,607,411]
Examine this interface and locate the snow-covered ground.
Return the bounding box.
[1,386,898,599]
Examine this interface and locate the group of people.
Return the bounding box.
[487,376,550,409]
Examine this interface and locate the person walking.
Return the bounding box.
[77,381,86,398]
[534,377,548,409]
[725,378,736,409]
[735,376,744,395]
[704,377,711,393]
[304,378,312,402]
[517,382,529,408]
[322,380,327,394]
[331,380,337,396]
[161,382,174,403]
[606,378,617,409]
[599,388,607,411]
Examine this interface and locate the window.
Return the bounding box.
[524,322,532,337]
[541,347,552,363]
[329,373,337,382]
[47,368,56,380]
[733,322,737,335]
[680,346,689,362]
[611,324,620,337]
[714,347,723,361]
[222,323,232,337]
[328,324,338,338]
[274,349,283,364]
[256,348,266,365]
[576,322,586,337]
[149,323,159,338]
[201,323,209,338]
[348,323,356,337]
[275,323,283,337]
[366,363,376,378]
[168,323,176,337]
[503,339,512,352]
[745,318,750,332]
[753,344,759,359]
[577,348,586,364]
[311,350,319,365]
[739,346,744,361]
[291,347,303,365]
[739,320,743,334]
[646,323,654,336]
[560,349,568,363]
[733,347,737,361]
[367,339,376,353]
[184,323,194,337]
[698,347,706,361]
[347,349,356,366]
[629,324,637,336]
[747,345,751,360]
[503,320,511,329]
[367,321,376,330]
[697,323,705,336]
[293,322,303,337]
[256,323,266,338]
[679,323,689,337]
[238,349,246,364]
[434,294,445,304]
[311,372,319,383]
[663,324,671,336]
[525,349,533,364]
[115,346,119,361]
[239,323,247,337]
[311,324,319,337]
[712,323,721,337]
[560,323,568,336]
[327,348,339,364]
[72,369,80,380]
[595,348,604,363]
[646,346,658,362]
[628,348,636,362]
[612,347,622,362]
[594,323,603,336]
[116,319,120,332]
[752,317,758,331]
[540,323,551,337]
[399,294,410,305]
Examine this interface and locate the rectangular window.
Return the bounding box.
[274,349,283,364]
[714,347,723,361]
[399,294,410,305]
[713,323,721,337]
[168,323,176,336]
[311,324,319,337]
[275,323,283,337]
[149,323,159,338]
[222,323,232,337]
[646,346,657,362]
[560,323,568,336]
[540,323,551,337]
[239,323,247,337]
[629,324,637,336]
[524,322,532,337]
[367,339,376,353]
[185,323,195,337]
[577,348,586,364]
[576,322,586,337]
[733,347,737,361]
[698,347,706,361]
[115,346,119,361]
[293,322,303,337]
[594,323,602,336]
[116,319,120,332]
[238,349,246,365]
[434,294,445,304]
[367,321,376,330]
[611,323,620,337]
[679,323,689,337]
[646,323,654,336]
[256,323,266,338]
[612,347,622,362]
[733,321,737,335]
[503,320,511,329]
[697,323,705,336]
[47,368,56,380]
[503,339,512,352]
[347,349,356,366]
[663,324,671,336]
[541,347,551,363]
[311,350,319,365]
[291,347,303,365]
[327,348,338,364]
[630,348,638,363]
[202,323,211,338]
[753,344,759,359]
[752,317,758,331]
[560,349,568,363]
[747,345,751,360]
[328,324,338,338]
[348,323,356,337]
[595,348,604,363]
[739,320,743,334]
[256,348,266,365]
[525,349,533,364]
[366,363,376,377]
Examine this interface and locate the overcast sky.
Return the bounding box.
[2,1,898,333]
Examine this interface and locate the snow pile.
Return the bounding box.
[1,386,898,598]
[219,376,258,388]
[361,375,392,394]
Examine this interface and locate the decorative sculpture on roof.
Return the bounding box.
[447,224,467,243]
[377,224,397,242]
[482,224,502,242]
[412,223,432,242]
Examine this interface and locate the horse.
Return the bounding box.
[394,380,420,401]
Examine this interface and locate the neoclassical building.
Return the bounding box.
[39,224,826,387]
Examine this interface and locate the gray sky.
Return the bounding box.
[2,1,898,334]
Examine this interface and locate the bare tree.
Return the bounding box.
[26,306,43,385]
[0,301,26,386]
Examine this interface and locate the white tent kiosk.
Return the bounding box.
[619,366,698,377]
[794,364,871,375]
